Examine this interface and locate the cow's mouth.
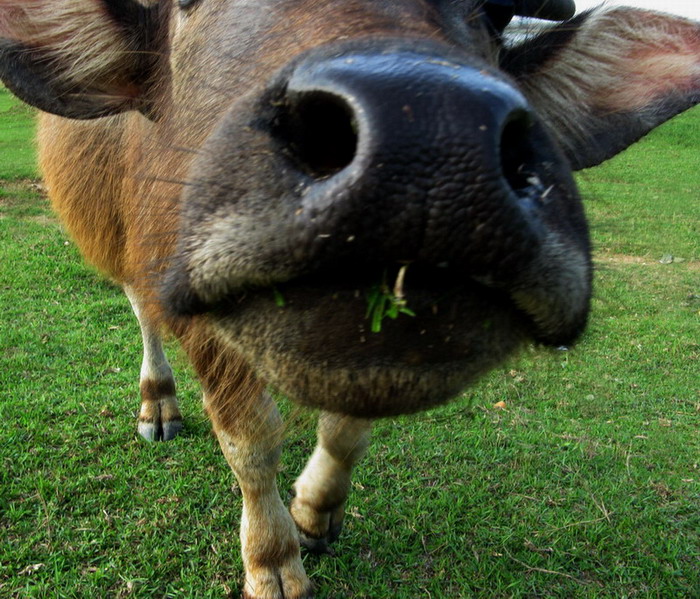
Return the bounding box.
[200,264,535,416]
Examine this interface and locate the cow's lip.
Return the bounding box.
[202,262,533,335]
[200,266,533,415]
[169,257,584,346]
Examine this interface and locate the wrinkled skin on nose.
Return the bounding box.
[277,51,548,279]
[166,41,591,417]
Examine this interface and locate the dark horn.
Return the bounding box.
[515,0,576,21]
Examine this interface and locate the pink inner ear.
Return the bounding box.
[605,51,700,112]
[600,21,700,113]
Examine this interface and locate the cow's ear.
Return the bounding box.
[0,0,162,120]
[503,8,700,170]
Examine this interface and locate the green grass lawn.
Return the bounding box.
[0,88,37,180]
[1,83,698,599]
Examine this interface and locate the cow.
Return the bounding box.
[1,0,698,596]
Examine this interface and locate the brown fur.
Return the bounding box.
[37,114,129,278]
[139,378,177,402]
[181,320,268,436]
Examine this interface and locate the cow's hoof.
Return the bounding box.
[242,589,313,599]
[241,562,314,599]
[161,419,183,441]
[138,396,183,442]
[290,497,344,555]
[137,418,183,442]
[297,523,342,556]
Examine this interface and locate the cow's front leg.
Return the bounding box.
[206,389,312,599]
[124,286,182,441]
[291,413,371,554]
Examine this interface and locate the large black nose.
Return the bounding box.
[272,45,559,280]
[279,50,533,181]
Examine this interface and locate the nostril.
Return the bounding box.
[274,90,358,179]
[499,109,539,195]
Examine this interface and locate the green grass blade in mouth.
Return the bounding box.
[365,265,415,333]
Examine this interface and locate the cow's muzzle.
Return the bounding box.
[167,41,591,350]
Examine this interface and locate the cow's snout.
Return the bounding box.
[172,42,590,347]
[267,46,565,279]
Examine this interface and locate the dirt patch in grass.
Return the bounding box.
[596,253,700,271]
[0,178,56,224]
[0,178,46,196]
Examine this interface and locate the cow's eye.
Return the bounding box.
[178,0,201,10]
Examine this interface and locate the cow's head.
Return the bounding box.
[2,0,698,416]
